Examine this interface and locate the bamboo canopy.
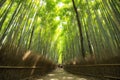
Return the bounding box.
[0,0,120,64]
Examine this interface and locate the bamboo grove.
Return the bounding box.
[0,0,120,64]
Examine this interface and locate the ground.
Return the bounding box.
[21,68,104,80]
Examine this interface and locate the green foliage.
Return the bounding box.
[0,0,119,64]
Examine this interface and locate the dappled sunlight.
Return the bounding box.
[77,78,87,80]
[55,16,60,21]
[66,76,74,79]
[48,73,56,76]
[50,78,59,80]
[57,2,64,8]
[40,0,46,7]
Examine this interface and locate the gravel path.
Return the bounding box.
[22,68,105,80]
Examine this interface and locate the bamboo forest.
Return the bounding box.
[0,0,120,80]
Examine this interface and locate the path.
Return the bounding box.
[22,68,103,80]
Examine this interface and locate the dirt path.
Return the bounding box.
[22,68,102,80]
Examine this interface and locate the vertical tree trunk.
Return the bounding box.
[28,25,35,49]
[72,0,85,58]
